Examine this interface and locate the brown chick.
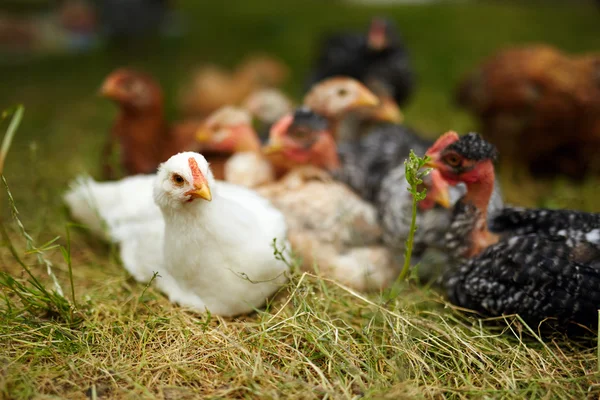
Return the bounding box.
[100,68,203,179]
[179,55,290,117]
[257,108,399,292]
[303,77,384,140]
[194,106,274,184]
[457,45,600,178]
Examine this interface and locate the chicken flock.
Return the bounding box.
[64,17,600,335]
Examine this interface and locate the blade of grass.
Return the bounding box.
[0,105,23,175]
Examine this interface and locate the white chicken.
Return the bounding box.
[153,152,289,316]
[64,152,290,316]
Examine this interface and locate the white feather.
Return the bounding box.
[63,174,161,241]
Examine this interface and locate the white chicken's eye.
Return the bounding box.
[171,174,185,186]
[337,88,348,97]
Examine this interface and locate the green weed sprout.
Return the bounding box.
[388,150,431,299]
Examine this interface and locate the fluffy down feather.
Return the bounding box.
[256,169,398,291]
[63,175,160,242]
[224,152,275,188]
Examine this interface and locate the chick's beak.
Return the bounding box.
[428,170,451,208]
[195,126,212,143]
[424,151,444,170]
[262,140,283,155]
[99,78,117,97]
[187,183,212,202]
[352,88,380,109]
[424,158,442,170]
[373,99,403,123]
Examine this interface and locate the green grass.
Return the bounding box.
[1,1,600,398]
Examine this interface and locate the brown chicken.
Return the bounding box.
[100,68,202,179]
[457,45,600,178]
[179,55,290,117]
[194,106,273,185]
[304,77,403,141]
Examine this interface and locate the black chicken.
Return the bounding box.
[425,132,600,332]
[305,17,415,107]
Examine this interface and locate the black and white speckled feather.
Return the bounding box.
[446,234,600,329]
[446,132,498,162]
[490,207,600,249]
[443,202,481,261]
[335,125,432,202]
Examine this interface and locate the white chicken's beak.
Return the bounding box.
[186,184,212,202]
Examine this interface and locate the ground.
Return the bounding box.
[0,1,599,399]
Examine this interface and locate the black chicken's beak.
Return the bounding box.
[424,158,442,170]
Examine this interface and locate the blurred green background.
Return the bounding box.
[0,0,599,234]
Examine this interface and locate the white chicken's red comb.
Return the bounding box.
[188,157,207,184]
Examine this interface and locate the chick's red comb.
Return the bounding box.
[188,157,207,184]
[269,113,294,139]
[425,131,460,156]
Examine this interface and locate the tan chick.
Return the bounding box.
[100,68,202,179]
[179,55,290,117]
[337,83,405,142]
[258,108,399,292]
[303,77,403,141]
